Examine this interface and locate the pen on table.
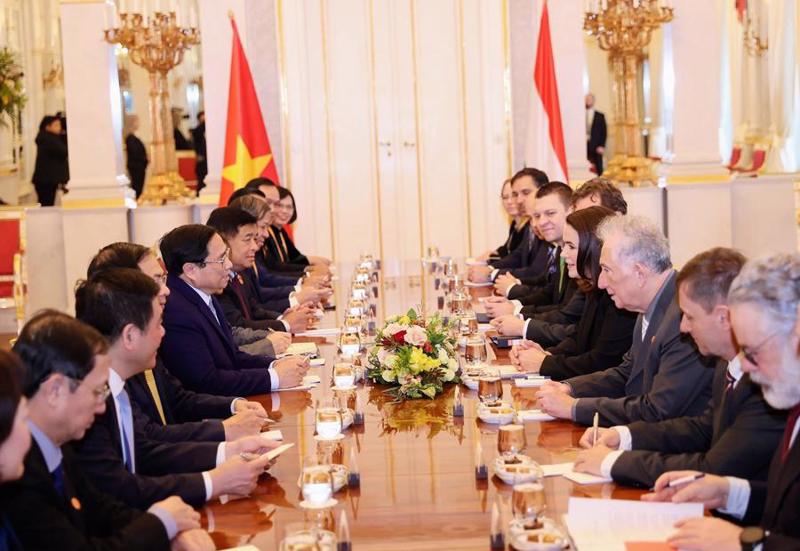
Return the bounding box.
[665,473,706,489]
[592,412,599,446]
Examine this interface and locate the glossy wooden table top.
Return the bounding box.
[204,271,645,550]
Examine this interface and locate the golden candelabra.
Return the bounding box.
[584,0,673,186]
[104,11,199,204]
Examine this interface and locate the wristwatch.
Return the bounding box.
[740,526,765,551]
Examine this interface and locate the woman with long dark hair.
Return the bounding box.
[511,206,637,380]
[32,115,69,206]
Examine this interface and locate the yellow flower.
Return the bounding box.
[409,347,440,374]
[398,315,411,325]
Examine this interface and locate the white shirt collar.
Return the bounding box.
[187,281,214,308]
[728,355,743,383]
[108,368,126,398]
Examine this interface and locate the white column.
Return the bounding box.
[665,0,726,177]
[59,0,132,205]
[197,0,281,203]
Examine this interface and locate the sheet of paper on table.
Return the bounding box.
[516,409,557,422]
[563,470,613,484]
[275,374,321,392]
[563,497,702,551]
[540,462,574,477]
[514,375,550,387]
[279,342,319,357]
[296,327,341,338]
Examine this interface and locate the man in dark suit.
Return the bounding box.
[586,93,607,175]
[488,183,574,332]
[73,269,278,509]
[537,215,713,426]
[206,207,316,334]
[4,309,213,550]
[642,253,800,551]
[159,224,309,396]
[191,111,207,195]
[468,168,551,284]
[124,115,148,199]
[86,241,274,434]
[572,248,786,488]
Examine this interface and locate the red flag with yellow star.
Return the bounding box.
[219,17,280,206]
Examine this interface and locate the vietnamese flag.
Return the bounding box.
[219,17,280,206]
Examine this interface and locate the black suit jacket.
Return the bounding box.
[160,274,275,396]
[73,391,218,509]
[587,110,607,152]
[523,290,584,346]
[32,131,69,184]
[738,420,800,548]
[610,363,787,488]
[262,226,309,273]
[491,220,526,260]
[539,290,636,381]
[568,271,713,426]
[125,133,148,169]
[127,361,228,441]
[1,441,169,551]
[491,225,551,280]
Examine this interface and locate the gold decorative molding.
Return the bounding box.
[275,0,293,191]
[501,0,512,177]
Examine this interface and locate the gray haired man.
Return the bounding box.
[642,253,800,551]
[537,215,713,426]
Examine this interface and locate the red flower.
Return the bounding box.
[393,330,407,343]
[423,342,433,353]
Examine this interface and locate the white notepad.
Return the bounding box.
[275,374,321,392]
[296,327,341,337]
[260,429,283,441]
[279,342,319,357]
[514,375,550,387]
[540,462,575,477]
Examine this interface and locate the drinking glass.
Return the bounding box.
[301,457,334,506]
[498,424,527,461]
[338,328,361,358]
[460,311,478,336]
[478,367,503,404]
[333,362,356,389]
[511,482,545,526]
[315,402,343,439]
[464,335,488,367]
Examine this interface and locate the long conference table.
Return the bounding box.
[204,268,645,550]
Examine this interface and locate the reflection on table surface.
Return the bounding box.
[204,272,645,551]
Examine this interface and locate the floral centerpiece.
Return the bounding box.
[0,48,26,127]
[367,308,459,400]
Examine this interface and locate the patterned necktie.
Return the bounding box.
[724,370,736,395]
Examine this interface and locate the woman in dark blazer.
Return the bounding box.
[511,206,637,381]
[479,179,527,261]
[31,116,69,206]
[264,186,331,271]
[124,115,149,199]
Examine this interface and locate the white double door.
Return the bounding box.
[280,0,511,274]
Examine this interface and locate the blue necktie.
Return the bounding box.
[51,461,66,499]
[118,389,135,473]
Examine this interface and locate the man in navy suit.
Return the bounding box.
[158,224,309,396]
[87,241,271,437]
[73,269,279,509]
[5,309,214,550]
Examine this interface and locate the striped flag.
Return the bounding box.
[524,0,569,182]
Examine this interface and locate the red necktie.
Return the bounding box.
[780,404,800,462]
[231,275,252,320]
